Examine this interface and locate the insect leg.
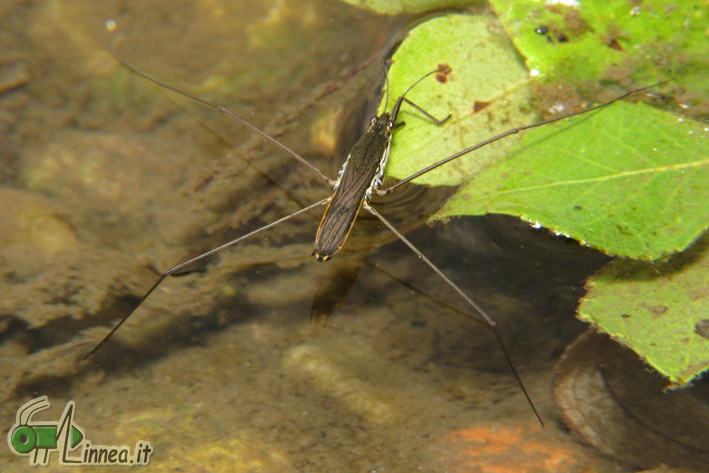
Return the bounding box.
[95,40,335,186]
[402,97,451,125]
[365,203,544,426]
[378,81,670,196]
[83,197,329,360]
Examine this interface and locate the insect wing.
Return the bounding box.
[314,118,391,260]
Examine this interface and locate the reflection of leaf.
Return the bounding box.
[437,101,708,259]
[340,0,473,15]
[578,236,709,385]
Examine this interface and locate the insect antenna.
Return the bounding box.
[382,62,391,114]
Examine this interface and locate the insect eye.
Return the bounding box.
[388,119,396,128]
[370,116,377,125]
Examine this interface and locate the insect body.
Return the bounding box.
[314,74,444,261]
[314,113,395,261]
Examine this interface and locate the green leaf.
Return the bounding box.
[437,102,709,260]
[578,236,709,385]
[383,13,707,260]
[489,0,708,96]
[383,14,537,186]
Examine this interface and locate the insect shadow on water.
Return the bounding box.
[84,42,665,427]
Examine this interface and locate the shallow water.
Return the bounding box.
[1,1,705,472]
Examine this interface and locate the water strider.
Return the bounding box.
[84,42,664,427]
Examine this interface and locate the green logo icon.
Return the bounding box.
[8,396,153,467]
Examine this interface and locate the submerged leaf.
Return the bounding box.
[552,330,709,469]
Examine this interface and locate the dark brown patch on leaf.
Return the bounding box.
[648,305,668,316]
[473,101,490,113]
[608,38,624,51]
[435,63,452,83]
[695,320,709,339]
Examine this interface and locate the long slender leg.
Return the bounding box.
[378,81,669,195]
[365,203,544,426]
[402,97,451,125]
[96,41,335,187]
[83,197,329,360]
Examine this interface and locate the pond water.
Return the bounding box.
[1,1,705,472]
